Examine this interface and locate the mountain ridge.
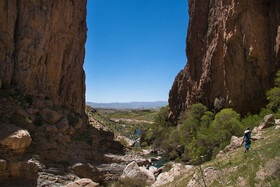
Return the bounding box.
[86,101,168,109]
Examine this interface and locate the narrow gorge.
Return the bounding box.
[0,0,280,186]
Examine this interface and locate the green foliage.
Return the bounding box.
[140,142,148,148]
[267,87,280,110]
[119,137,128,147]
[211,108,243,136]
[162,163,173,173]
[267,70,280,111]
[154,106,172,127]
[187,132,203,164]
[189,103,207,120]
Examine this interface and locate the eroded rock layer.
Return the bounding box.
[0,0,86,114]
[169,0,280,122]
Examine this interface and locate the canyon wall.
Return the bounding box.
[169,0,280,122]
[0,0,87,114]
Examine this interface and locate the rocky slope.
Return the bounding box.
[0,0,86,114]
[152,119,280,186]
[169,0,280,122]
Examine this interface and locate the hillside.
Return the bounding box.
[152,125,280,187]
[86,101,168,109]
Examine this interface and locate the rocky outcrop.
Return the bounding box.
[169,0,280,122]
[0,123,32,150]
[0,0,87,114]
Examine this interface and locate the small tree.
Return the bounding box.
[267,70,280,111]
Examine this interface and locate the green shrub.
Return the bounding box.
[140,142,148,148]
[189,103,207,120]
[119,137,128,147]
[162,163,173,172]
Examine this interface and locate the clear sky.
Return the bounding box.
[84,0,189,103]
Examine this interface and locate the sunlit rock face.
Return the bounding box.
[0,0,87,114]
[169,0,280,122]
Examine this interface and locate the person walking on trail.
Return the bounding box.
[241,127,251,153]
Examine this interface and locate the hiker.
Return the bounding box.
[241,127,251,153]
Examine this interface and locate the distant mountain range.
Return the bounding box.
[86,101,168,109]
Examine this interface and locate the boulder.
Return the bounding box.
[56,118,70,133]
[252,126,259,134]
[39,108,62,124]
[121,161,145,180]
[149,166,158,174]
[26,108,39,115]
[259,122,274,130]
[275,119,280,125]
[0,123,32,150]
[140,166,155,184]
[115,136,135,147]
[259,114,275,129]
[0,159,8,180]
[16,108,30,118]
[152,164,182,187]
[71,163,100,180]
[0,159,7,170]
[264,114,274,123]
[45,125,58,133]
[9,160,39,179]
[67,178,99,187]
[74,118,83,129]
[216,136,243,158]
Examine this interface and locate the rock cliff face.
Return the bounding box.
[0,0,86,114]
[169,0,280,122]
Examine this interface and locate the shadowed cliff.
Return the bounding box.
[169,0,280,122]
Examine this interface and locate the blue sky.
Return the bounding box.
[84,0,189,103]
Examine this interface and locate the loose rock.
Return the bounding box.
[0,123,32,150]
[39,108,62,124]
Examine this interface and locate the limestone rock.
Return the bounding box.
[121,161,145,180]
[169,0,280,122]
[275,119,280,125]
[259,114,275,129]
[39,108,62,124]
[9,160,39,179]
[71,163,100,181]
[115,136,135,147]
[16,108,30,118]
[216,136,243,158]
[56,118,70,133]
[0,123,32,150]
[67,178,99,187]
[26,108,39,115]
[149,166,158,174]
[139,166,155,184]
[152,164,183,187]
[264,114,274,123]
[45,125,58,133]
[0,159,8,180]
[74,118,83,129]
[0,0,87,114]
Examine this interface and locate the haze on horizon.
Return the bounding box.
[84,0,189,103]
